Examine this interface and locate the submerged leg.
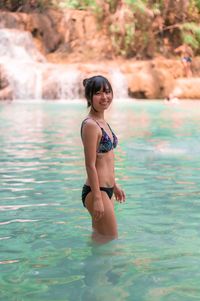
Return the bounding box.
[85,191,118,244]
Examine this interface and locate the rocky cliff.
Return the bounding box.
[1,9,200,100]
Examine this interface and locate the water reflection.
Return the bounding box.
[81,242,131,301]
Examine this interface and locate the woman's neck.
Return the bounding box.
[89,109,104,121]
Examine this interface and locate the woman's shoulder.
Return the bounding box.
[81,117,101,136]
[82,117,100,128]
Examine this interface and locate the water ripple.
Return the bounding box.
[0,203,60,211]
[0,260,19,265]
[1,101,200,301]
[0,219,38,225]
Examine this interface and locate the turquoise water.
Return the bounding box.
[1,100,200,301]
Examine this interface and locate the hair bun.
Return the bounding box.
[83,78,88,87]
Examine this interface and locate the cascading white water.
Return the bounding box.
[0,28,129,100]
[0,29,81,100]
[110,68,128,99]
[0,29,46,62]
[42,65,81,100]
[0,29,46,100]
[3,59,44,99]
[59,69,81,100]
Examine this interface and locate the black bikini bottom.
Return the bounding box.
[81,184,114,207]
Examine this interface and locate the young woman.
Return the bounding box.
[81,75,125,244]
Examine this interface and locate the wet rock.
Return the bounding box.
[1,9,200,100]
[123,61,174,99]
[172,78,200,99]
[0,64,13,100]
[0,85,13,100]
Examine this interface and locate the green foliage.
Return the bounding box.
[124,24,135,51]
[0,0,55,11]
[55,0,95,10]
[127,0,147,13]
[112,0,200,57]
[181,22,200,50]
[35,0,54,10]
[0,0,24,10]
[182,33,199,48]
[182,22,200,38]
[194,0,200,10]
[1,0,200,58]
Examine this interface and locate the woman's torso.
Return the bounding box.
[81,118,117,187]
[88,151,115,187]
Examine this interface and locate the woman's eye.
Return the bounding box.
[95,90,111,95]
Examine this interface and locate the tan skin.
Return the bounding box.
[81,86,125,244]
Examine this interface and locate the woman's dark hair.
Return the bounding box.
[83,75,113,108]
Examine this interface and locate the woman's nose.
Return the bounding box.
[101,92,106,98]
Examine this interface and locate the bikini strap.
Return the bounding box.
[80,117,101,137]
[107,122,113,134]
[91,118,101,129]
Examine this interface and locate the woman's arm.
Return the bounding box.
[82,120,104,220]
[113,164,126,203]
[113,182,126,203]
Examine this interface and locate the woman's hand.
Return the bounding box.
[93,199,104,221]
[114,184,126,203]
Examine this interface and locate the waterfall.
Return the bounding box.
[110,68,128,99]
[2,59,44,99]
[0,28,129,101]
[43,66,81,100]
[0,29,81,100]
[59,69,81,100]
[0,29,45,100]
[0,29,46,63]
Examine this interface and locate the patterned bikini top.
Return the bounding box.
[81,118,118,153]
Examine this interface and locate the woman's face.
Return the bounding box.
[91,85,113,112]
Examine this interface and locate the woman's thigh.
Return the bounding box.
[85,191,118,238]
